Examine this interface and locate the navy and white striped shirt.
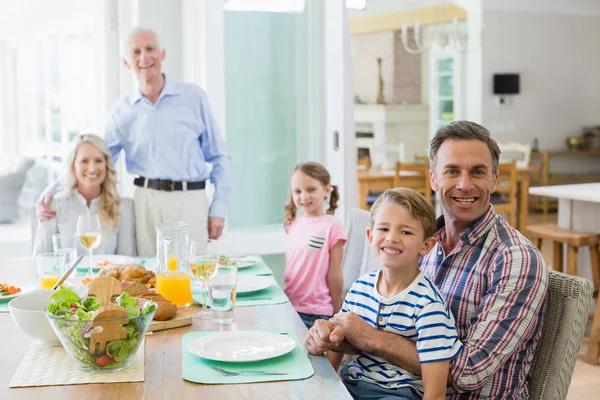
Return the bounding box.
[343,270,462,393]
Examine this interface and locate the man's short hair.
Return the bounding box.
[429,120,501,174]
[370,188,437,239]
[121,26,162,57]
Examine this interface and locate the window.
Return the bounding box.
[433,57,454,129]
[2,2,101,165]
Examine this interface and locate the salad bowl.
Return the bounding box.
[45,287,157,372]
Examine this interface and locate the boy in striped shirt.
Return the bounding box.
[328,188,462,400]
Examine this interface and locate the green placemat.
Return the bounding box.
[182,331,314,384]
[232,256,273,276]
[192,280,289,307]
[0,300,10,313]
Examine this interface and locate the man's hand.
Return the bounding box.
[208,217,225,240]
[331,311,375,353]
[36,193,56,221]
[305,319,345,355]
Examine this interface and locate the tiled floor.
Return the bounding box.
[527,212,600,399]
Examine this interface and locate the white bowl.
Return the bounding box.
[9,290,61,346]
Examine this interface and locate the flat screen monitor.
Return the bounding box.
[493,74,520,95]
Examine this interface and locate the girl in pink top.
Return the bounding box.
[284,162,347,328]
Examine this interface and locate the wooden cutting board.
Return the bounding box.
[147,308,194,332]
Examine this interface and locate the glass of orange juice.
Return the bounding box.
[156,271,193,307]
[36,253,66,290]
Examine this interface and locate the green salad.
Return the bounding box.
[46,288,157,371]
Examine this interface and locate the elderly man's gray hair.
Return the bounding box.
[121,26,162,57]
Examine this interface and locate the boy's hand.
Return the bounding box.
[305,319,345,355]
[331,311,374,352]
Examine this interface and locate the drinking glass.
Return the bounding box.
[210,267,237,324]
[36,252,66,289]
[76,215,102,278]
[189,239,219,319]
[52,233,78,267]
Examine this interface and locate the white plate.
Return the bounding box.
[222,256,259,269]
[188,331,296,363]
[0,285,36,301]
[236,276,273,294]
[79,255,135,269]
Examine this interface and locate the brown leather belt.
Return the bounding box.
[134,177,206,192]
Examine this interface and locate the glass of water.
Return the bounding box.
[209,267,237,324]
[52,233,78,267]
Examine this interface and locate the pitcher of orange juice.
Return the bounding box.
[155,221,192,307]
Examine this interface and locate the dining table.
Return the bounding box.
[0,257,351,400]
[358,165,534,233]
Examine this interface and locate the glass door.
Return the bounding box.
[186,0,353,255]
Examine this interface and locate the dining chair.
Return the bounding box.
[529,271,593,400]
[491,160,517,227]
[413,154,429,164]
[357,156,371,170]
[498,142,532,169]
[341,208,381,295]
[394,161,432,203]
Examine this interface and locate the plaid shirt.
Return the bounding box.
[419,205,548,399]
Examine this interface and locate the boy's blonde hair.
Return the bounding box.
[370,188,436,238]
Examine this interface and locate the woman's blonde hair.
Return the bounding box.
[284,162,339,229]
[62,134,120,230]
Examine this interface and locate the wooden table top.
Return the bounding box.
[0,258,351,400]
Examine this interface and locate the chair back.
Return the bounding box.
[492,160,517,226]
[413,154,429,164]
[394,162,432,203]
[357,156,371,170]
[341,208,381,294]
[529,271,593,400]
[498,142,532,168]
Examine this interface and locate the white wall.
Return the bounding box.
[481,9,600,167]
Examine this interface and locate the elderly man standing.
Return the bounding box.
[306,121,548,399]
[38,27,231,256]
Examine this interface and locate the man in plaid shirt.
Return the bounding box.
[306,121,548,399]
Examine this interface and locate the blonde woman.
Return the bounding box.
[33,134,135,256]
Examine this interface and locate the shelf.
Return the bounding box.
[532,149,600,157]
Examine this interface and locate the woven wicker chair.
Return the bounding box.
[529,270,593,400]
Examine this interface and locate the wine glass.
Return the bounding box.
[189,239,219,319]
[76,215,102,277]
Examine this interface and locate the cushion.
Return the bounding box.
[0,157,34,223]
[18,158,59,211]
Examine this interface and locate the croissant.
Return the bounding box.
[99,264,156,288]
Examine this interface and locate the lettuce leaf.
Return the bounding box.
[115,292,139,317]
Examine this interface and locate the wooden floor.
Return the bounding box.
[526,212,600,399]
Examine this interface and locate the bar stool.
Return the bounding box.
[525,224,600,364]
[525,224,600,286]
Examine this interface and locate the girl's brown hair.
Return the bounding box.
[284,162,339,230]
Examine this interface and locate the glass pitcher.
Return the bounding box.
[155,221,193,308]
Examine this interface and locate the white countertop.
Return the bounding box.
[529,183,600,203]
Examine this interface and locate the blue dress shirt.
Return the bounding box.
[104,74,231,218]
